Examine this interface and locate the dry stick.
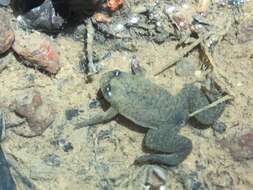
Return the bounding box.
[10,84,46,91]
[154,34,210,76]
[201,41,236,97]
[189,94,232,117]
[86,18,97,74]
[200,18,235,97]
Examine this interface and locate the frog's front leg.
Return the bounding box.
[136,126,192,166]
[75,107,118,129]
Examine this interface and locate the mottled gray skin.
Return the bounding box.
[77,70,224,166]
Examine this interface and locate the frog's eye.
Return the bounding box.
[105,85,112,96]
[113,70,121,77]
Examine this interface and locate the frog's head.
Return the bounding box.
[100,69,125,102]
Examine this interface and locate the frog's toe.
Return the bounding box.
[136,127,192,166]
[135,151,190,166]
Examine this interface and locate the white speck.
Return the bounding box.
[159,185,168,190]
[179,21,185,27]
[194,70,202,79]
[115,71,120,76]
[16,15,27,26]
[156,21,161,27]
[165,5,176,14]
[142,184,151,190]
[237,82,243,87]
[108,91,112,96]
[182,4,189,9]
[17,15,24,22]
[115,23,125,32]
[34,6,41,12]
[130,16,140,24]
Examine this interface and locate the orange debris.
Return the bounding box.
[95,13,110,23]
[107,0,124,12]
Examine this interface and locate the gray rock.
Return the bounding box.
[175,58,197,77]
[0,0,10,6]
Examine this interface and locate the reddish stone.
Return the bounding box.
[12,32,60,74]
[223,131,253,161]
[9,91,55,137]
[0,9,15,54]
[238,132,253,150]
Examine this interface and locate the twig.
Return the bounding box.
[10,84,46,91]
[198,18,236,97]
[86,18,97,74]
[189,95,232,117]
[154,34,210,76]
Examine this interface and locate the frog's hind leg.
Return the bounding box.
[136,127,192,166]
[182,84,225,125]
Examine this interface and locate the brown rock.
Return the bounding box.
[12,32,60,74]
[10,90,55,137]
[221,131,253,161]
[0,9,15,54]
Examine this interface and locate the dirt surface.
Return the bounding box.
[1,1,253,190]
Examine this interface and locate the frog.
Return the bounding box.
[76,70,225,166]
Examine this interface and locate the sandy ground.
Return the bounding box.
[1,1,253,190]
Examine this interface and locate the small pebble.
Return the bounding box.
[51,138,73,152]
[25,74,36,82]
[58,139,66,146]
[89,99,101,109]
[183,172,203,190]
[43,154,61,167]
[222,131,253,161]
[97,129,112,144]
[65,109,80,120]
[212,122,227,134]
[175,59,197,76]
[0,0,10,6]
[194,70,202,78]
[130,16,140,24]
[228,0,245,6]
[236,82,243,87]
[63,142,74,152]
[164,5,176,15]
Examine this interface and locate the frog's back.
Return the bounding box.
[111,75,188,129]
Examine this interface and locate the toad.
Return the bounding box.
[76,70,224,166]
